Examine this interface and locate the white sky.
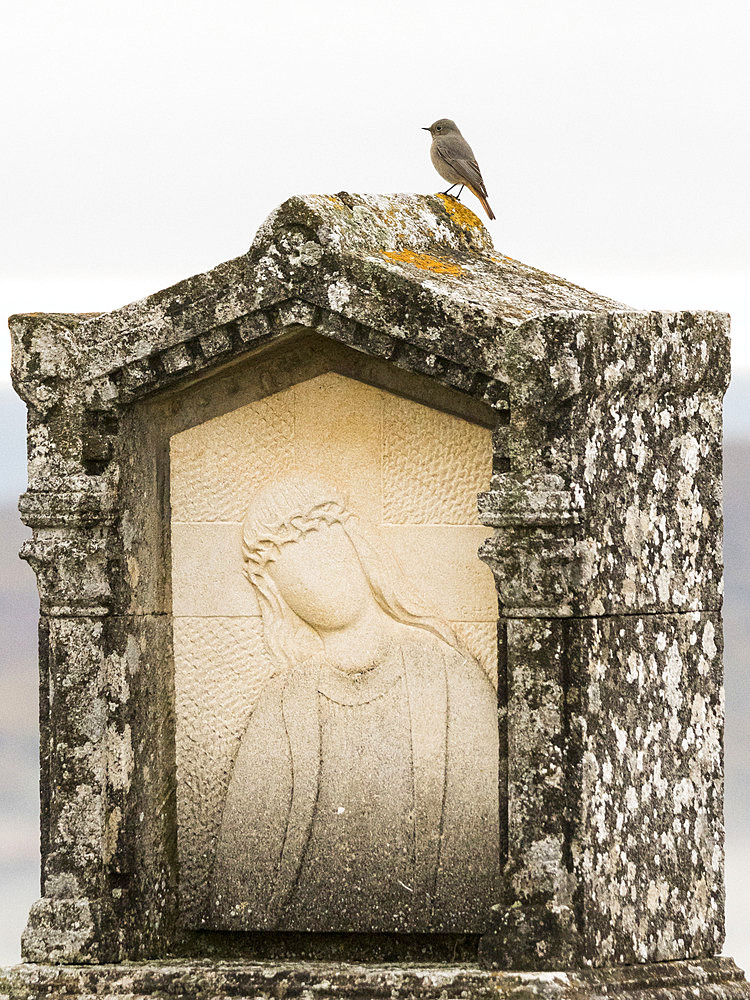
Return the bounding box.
[2,0,749,376]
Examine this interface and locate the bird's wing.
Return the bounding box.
[435,146,489,198]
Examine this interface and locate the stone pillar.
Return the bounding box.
[11,314,177,963]
[478,310,728,967]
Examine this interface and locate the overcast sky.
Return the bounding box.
[2,0,749,378]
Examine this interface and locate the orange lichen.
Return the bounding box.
[436,194,483,231]
[381,248,463,276]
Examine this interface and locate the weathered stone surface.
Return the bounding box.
[481,611,724,969]
[479,310,728,617]
[2,957,749,1000]
[12,193,620,406]
[21,612,177,964]
[6,193,738,979]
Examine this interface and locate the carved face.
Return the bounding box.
[266,521,373,631]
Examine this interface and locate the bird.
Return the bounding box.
[423,119,495,221]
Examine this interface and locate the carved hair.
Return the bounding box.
[242,475,461,670]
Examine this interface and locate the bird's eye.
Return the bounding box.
[436,125,442,131]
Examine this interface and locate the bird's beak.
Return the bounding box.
[421,127,430,131]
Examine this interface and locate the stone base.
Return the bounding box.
[1,958,749,1000]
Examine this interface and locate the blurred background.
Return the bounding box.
[1,0,748,969]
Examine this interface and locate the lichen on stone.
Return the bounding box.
[380,247,464,276]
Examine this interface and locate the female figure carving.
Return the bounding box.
[210,475,500,933]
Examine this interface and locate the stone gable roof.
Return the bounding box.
[10,192,627,411]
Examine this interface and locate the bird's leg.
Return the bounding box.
[456,185,465,199]
[442,184,458,196]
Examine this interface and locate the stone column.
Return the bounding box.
[478,310,728,968]
[11,314,177,963]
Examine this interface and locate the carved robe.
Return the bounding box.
[209,631,500,932]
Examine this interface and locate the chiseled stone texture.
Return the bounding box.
[7,191,735,977]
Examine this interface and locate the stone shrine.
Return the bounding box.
[2,192,748,999]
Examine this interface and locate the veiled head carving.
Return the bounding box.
[241,474,461,670]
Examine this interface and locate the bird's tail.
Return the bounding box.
[477,191,496,221]
[467,183,495,221]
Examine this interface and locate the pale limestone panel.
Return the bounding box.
[453,620,498,689]
[383,395,492,525]
[169,371,499,930]
[209,627,501,933]
[174,615,275,924]
[293,373,383,523]
[170,392,294,522]
[171,522,258,617]
[381,524,496,621]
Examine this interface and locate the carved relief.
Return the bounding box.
[170,394,294,523]
[210,476,500,932]
[170,372,498,931]
[383,395,492,524]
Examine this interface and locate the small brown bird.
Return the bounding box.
[423,118,495,220]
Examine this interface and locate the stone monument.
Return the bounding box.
[2,192,748,999]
